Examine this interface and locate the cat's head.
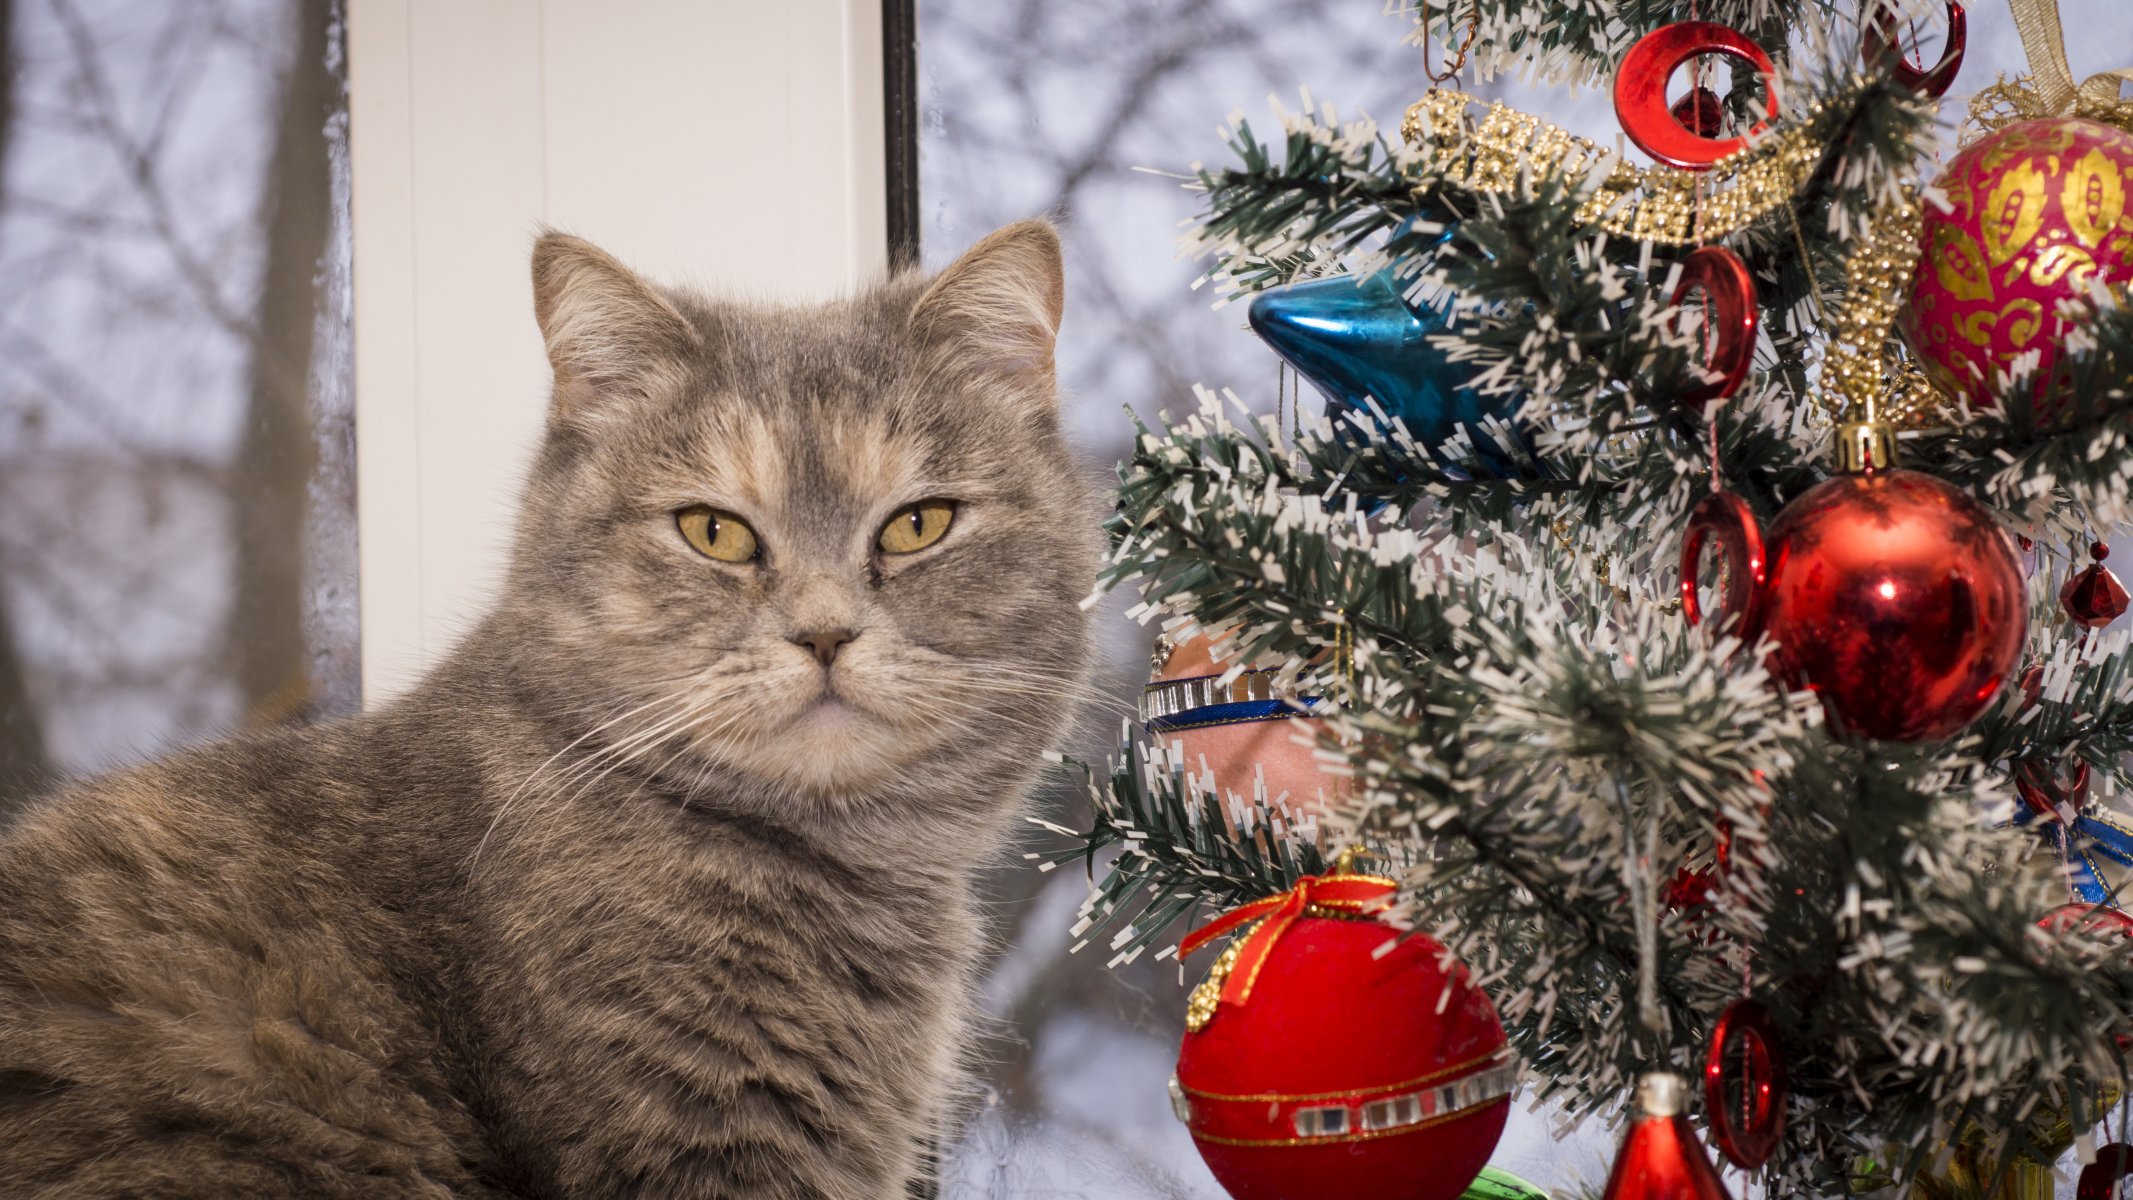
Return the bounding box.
[497,222,1100,808]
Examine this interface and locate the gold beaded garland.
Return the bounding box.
[1818,195,1927,423]
[1399,89,1826,247]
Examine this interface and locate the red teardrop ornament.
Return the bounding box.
[1670,86,1726,138]
[2061,545,2130,629]
[1600,1074,1735,1200]
[1613,23,1779,168]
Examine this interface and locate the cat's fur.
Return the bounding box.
[0,220,1099,1198]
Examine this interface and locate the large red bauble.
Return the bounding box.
[1899,117,2133,413]
[1758,470,2026,741]
[1146,631,1337,817]
[1174,916,1510,1200]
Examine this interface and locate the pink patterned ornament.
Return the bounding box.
[1900,118,2133,416]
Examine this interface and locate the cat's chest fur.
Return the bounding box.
[457,777,980,1200]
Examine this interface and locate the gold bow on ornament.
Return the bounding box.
[1970,0,2133,135]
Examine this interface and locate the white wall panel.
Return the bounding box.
[349,0,888,702]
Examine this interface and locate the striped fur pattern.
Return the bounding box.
[0,220,1099,1198]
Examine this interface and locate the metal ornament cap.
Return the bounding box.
[1613,22,1780,168]
[1601,1073,1737,1200]
[1835,420,1896,475]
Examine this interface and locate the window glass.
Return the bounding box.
[0,0,352,795]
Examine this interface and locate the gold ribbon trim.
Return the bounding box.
[1973,0,2133,133]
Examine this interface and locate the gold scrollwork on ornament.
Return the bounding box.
[1184,928,1251,1033]
[1398,89,1825,247]
[2029,242,2095,289]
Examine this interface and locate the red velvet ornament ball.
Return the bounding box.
[1899,117,2133,414]
[1757,470,2027,741]
[1173,885,1511,1200]
[1145,630,1338,818]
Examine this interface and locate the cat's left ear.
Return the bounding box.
[531,231,700,426]
[909,219,1065,398]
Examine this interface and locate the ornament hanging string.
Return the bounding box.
[1613,772,1665,1035]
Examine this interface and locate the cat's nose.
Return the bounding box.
[788,628,856,668]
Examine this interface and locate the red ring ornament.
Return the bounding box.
[1862,1,1967,100]
[1702,999,1787,1170]
[2079,1144,2133,1200]
[1679,490,1766,641]
[1613,22,1780,168]
[1669,246,1760,409]
[2015,755,2092,823]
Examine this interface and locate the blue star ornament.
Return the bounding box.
[1247,267,1527,477]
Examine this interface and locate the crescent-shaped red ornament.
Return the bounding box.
[1613,22,1780,168]
[1680,490,1765,642]
[1703,999,1787,1170]
[1669,245,1759,409]
[1862,1,1966,99]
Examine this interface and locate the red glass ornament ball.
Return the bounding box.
[1899,117,2133,414]
[1759,469,2026,742]
[1149,631,1337,816]
[1175,917,1510,1200]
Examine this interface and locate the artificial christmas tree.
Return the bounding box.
[1029,0,2133,1194]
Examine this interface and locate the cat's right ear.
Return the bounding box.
[531,232,699,426]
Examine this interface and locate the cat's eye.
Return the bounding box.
[676,505,759,563]
[879,499,956,555]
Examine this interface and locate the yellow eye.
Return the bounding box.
[676,506,759,562]
[879,500,955,554]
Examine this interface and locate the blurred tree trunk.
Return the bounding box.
[230,0,333,727]
[0,0,52,800]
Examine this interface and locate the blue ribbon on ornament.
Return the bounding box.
[1145,697,1326,734]
[2009,804,2133,905]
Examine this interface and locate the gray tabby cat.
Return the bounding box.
[0,219,1099,1198]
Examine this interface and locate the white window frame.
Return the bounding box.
[346,0,889,704]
